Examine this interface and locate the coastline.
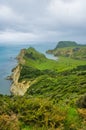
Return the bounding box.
[0,43,57,95]
[10,65,31,95]
[10,49,31,96]
[10,48,58,96]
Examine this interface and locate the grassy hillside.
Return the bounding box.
[23,48,86,104]
[47,41,86,60]
[55,41,78,48]
[0,45,86,130]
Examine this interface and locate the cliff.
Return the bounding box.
[10,49,31,95]
[10,65,31,95]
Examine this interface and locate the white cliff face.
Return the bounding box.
[10,65,31,96]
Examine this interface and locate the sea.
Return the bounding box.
[0,42,57,95]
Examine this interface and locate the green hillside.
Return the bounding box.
[47,41,86,60]
[55,41,78,48]
[19,47,86,104]
[0,46,86,130]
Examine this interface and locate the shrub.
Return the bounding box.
[18,98,66,129]
[76,94,86,108]
[0,114,20,130]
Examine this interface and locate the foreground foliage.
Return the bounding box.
[0,95,86,130]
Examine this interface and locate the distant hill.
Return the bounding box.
[47,41,86,60]
[55,41,78,48]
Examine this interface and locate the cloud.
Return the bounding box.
[0,4,25,31]
[47,0,86,27]
[0,30,38,43]
[0,0,86,43]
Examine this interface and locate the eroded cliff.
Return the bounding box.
[10,49,32,96]
[10,65,31,95]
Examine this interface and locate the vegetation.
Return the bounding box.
[55,41,78,48]
[1,42,86,129]
[47,41,86,60]
[0,95,86,130]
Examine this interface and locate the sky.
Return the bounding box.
[0,0,86,44]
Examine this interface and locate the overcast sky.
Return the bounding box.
[0,0,86,44]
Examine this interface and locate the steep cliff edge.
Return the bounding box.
[10,49,31,96]
[10,65,31,95]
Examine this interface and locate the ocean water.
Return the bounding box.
[0,42,57,95]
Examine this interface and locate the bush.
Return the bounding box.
[17,98,66,129]
[76,94,86,108]
[0,114,20,130]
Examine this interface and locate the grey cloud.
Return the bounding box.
[0,0,86,43]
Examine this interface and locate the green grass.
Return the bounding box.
[22,126,48,130]
[64,107,82,130]
[23,47,86,72]
[53,56,86,72]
